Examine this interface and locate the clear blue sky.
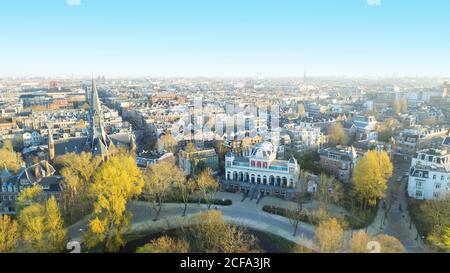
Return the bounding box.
[1,0,449,78]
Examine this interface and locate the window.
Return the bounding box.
[433,192,440,198]
[433,175,436,180]
[416,191,423,197]
[435,183,441,189]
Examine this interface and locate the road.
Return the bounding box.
[367,159,428,253]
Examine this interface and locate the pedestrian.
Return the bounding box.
[399,203,402,212]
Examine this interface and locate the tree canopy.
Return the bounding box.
[353,150,392,209]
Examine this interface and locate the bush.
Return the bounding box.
[262,206,320,226]
[224,187,239,194]
[262,205,373,230]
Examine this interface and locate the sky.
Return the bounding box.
[0,0,449,78]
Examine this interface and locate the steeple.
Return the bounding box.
[48,125,55,162]
[86,79,110,160]
[91,79,101,113]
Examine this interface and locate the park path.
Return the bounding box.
[365,161,429,253]
[68,179,425,253]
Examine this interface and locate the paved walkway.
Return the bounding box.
[68,200,319,251]
[68,192,354,253]
[365,161,428,253]
[68,164,426,253]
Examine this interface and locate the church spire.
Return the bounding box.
[87,79,110,160]
[48,124,55,162]
[91,79,101,114]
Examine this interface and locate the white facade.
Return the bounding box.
[407,148,450,200]
[292,125,322,152]
[22,131,41,147]
[223,142,301,198]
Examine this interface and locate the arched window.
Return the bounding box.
[282,177,288,188]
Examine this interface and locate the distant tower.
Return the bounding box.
[48,126,55,162]
[443,81,448,98]
[303,71,306,83]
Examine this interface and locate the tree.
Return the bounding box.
[0,139,24,173]
[57,152,102,223]
[16,185,45,212]
[196,168,219,209]
[429,227,450,252]
[241,137,255,154]
[213,140,228,174]
[350,230,370,253]
[372,234,404,253]
[315,174,343,212]
[18,203,46,252]
[400,97,408,113]
[287,204,308,236]
[423,116,440,126]
[315,218,344,253]
[192,159,208,175]
[185,142,197,154]
[220,224,260,253]
[184,210,259,253]
[418,197,450,251]
[136,236,190,253]
[377,118,402,142]
[328,123,346,146]
[84,155,144,252]
[143,160,181,221]
[393,99,401,114]
[376,150,393,181]
[0,215,20,253]
[18,197,67,253]
[44,197,67,252]
[292,171,310,211]
[353,151,392,209]
[297,103,306,117]
[159,134,178,153]
[350,231,404,253]
[176,177,197,217]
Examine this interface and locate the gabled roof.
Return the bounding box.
[443,136,450,147]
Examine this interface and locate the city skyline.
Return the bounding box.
[1,0,450,78]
